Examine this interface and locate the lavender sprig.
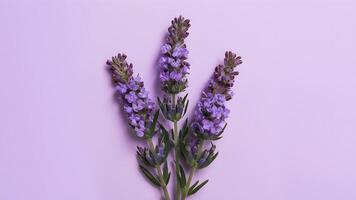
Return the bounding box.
[107,54,171,200]
[157,16,191,200]
[180,52,242,200]
[192,51,242,140]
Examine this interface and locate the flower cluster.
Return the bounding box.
[192,51,242,139]
[107,54,156,138]
[159,16,191,94]
[158,94,189,122]
[180,135,219,169]
[137,126,173,166]
[208,51,242,100]
[192,93,230,139]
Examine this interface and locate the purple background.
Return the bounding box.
[1,0,356,199]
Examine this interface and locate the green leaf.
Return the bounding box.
[188,179,209,196]
[183,100,189,116]
[189,180,199,191]
[157,97,168,119]
[212,123,227,140]
[162,162,171,184]
[165,172,171,185]
[178,164,186,188]
[171,129,175,141]
[179,142,190,166]
[139,165,161,187]
[179,118,189,140]
[163,162,168,179]
[147,110,159,136]
[182,93,188,104]
[199,152,219,169]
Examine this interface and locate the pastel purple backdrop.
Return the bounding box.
[1,0,356,200]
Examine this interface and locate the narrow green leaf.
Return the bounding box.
[199,152,219,169]
[165,172,171,185]
[183,100,189,116]
[179,118,189,140]
[218,123,227,135]
[188,179,209,196]
[157,97,168,119]
[163,162,168,179]
[211,135,223,140]
[148,110,159,135]
[179,164,186,188]
[189,180,199,192]
[182,93,188,104]
[139,165,161,187]
[175,162,181,186]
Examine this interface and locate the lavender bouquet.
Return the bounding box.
[106,16,242,200]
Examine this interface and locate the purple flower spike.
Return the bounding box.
[192,51,242,139]
[161,44,172,54]
[159,16,191,94]
[107,54,156,138]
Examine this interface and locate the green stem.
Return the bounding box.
[172,94,181,200]
[180,139,204,200]
[180,167,196,200]
[147,138,171,200]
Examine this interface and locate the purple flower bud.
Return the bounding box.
[161,44,172,54]
[167,57,175,65]
[202,120,213,131]
[172,45,189,58]
[135,129,145,137]
[116,83,127,94]
[125,91,137,103]
[159,57,168,66]
[146,100,155,110]
[138,88,148,98]
[127,80,139,91]
[159,72,170,82]
[169,71,183,81]
[124,105,133,114]
[182,65,189,73]
[132,99,145,112]
[128,114,140,126]
[171,59,181,68]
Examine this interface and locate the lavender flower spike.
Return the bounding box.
[159,16,191,94]
[192,51,242,140]
[107,54,157,138]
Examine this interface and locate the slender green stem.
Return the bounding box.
[180,139,204,200]
[180,167,196,200]
[172,94,181,200]
[147,138,171,200]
